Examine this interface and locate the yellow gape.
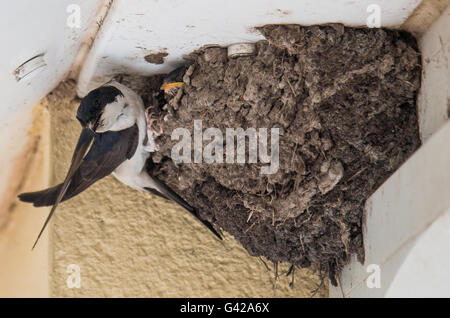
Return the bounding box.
[160,82,184,91]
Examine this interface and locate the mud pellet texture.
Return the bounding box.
[129,24,421,285]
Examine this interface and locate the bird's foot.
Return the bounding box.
[145,108,164,137]
[144,108,164,152]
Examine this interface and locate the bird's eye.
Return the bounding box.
[117,112,124,120]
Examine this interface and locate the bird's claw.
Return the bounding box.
[145,108,164,137]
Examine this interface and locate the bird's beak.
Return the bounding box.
[32,127,94,250]
[68,127,94,176]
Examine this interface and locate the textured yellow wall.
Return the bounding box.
[48,82,326,297]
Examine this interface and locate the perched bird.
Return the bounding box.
[19,80,222,249]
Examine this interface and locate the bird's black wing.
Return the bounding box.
[144,177,223,240]
[19,124,139,207]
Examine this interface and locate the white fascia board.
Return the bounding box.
[77,0,422,96]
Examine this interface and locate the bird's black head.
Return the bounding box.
[77,86,124,130]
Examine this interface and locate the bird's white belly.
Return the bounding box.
[112,145,150,190]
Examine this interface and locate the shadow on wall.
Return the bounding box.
[0,100,50,297]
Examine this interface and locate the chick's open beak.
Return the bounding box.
[160,82,184,91]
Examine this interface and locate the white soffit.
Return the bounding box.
[77,0,422,96]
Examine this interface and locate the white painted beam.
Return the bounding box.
[331,120,450,297]
[331,6,450,297]
[417,6,450,142]
[0,0,103,222]
[76,0,422,96]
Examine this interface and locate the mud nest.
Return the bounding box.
[120,24,422,285]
